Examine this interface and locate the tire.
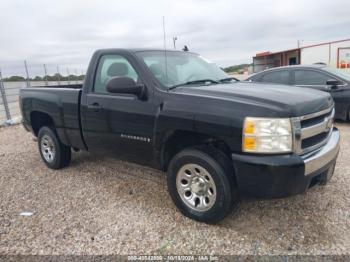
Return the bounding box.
[167,145,239,223]
[37,126,71,169]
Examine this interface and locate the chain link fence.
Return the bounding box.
[0,70,11,125]
[0,62,85,126]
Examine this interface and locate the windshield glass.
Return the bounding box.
[136,51,228,89]
[323,67,350,82]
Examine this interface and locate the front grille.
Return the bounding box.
[300,111,331,129]
[292,107,334,155]
[301,132,328,149]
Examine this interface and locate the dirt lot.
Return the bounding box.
[0,124,349,255]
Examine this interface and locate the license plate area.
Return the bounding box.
[326,162,335,181]
[319,162,336,185]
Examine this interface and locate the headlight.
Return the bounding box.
[243,117,292,153]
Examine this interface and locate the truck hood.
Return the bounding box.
[171,81,333,117]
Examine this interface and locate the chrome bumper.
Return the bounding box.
[302,128,340,176]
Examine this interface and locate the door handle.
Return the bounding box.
[88,102,103,112]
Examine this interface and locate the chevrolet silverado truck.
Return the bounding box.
[20,49,340,223]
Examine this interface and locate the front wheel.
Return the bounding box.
[38,126,71,169]
[167,146,239,223]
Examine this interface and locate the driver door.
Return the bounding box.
[81,53,157,165]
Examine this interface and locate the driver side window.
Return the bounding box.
[94,55,139,94]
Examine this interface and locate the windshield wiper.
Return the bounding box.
[168,79,219,91]
[218,77,239,83]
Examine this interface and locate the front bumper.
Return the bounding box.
[231,127,340,198]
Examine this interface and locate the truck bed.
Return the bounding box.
[34,84,83,89]
[19,87,86,150]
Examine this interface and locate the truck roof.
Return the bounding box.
[94,48,198,55]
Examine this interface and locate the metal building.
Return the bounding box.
[252,38,350,73]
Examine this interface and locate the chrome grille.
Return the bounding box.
[292,107,334,155]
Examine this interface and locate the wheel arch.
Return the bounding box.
[30,111,55,137]
[159,130,232,171]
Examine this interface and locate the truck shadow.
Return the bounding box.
[66,149,340,252]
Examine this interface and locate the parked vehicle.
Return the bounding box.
[247,65,350,121]
[20,49,340,223]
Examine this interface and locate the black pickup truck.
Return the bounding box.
[20,49,340,223]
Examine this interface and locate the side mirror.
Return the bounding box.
[106,77,146,99]
[326,79,341,89]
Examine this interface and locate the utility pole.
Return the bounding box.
[43,64,48,86]
[0,68,11,120]
[24,60,30,87]
[173,36,177,49]
[56,65,61,85]
[75,69,78,84]
[66,68,71,85]
[297,40,303,48]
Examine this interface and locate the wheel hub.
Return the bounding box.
[40,135,56,163]
[190,177,207,195]
[176,163,217,212]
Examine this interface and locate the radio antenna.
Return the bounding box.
[162,16,168,82]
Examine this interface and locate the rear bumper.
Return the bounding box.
[232,127,340,198]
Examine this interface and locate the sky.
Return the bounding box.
[0,0,349,77]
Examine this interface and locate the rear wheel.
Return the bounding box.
[167,146,239,223]
[38,126,71,169]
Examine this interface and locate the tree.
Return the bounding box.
[2,74,85,82]
[3,76,25,82]
[33,76,42,81]
[223,64,252,73]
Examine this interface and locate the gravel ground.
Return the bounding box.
[0,124,349,255]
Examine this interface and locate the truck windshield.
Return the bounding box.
[136,51,229,89]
